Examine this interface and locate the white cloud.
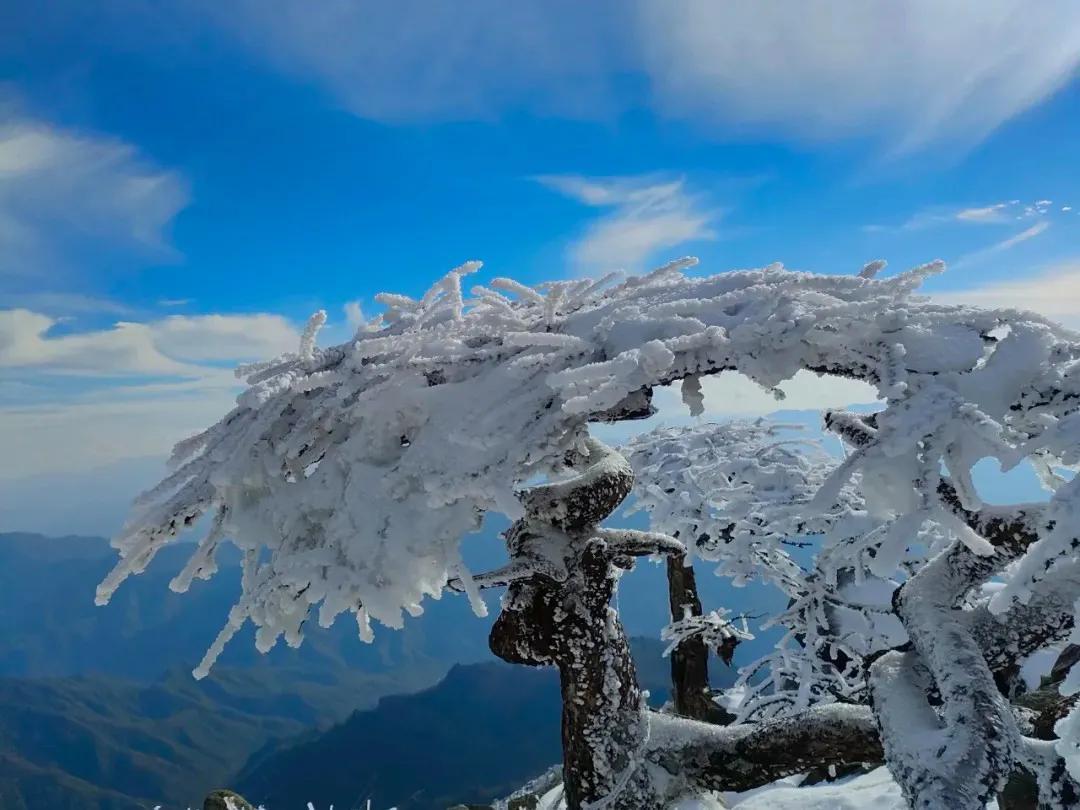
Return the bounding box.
[202,0,631,122]
[0,310,195,376]
[953,221,1050,268]
[198,1,1080,151]
[991,222,1051,251]
[0,116,189,278]
[680,370,879,416]
[592,370,880,446]
[871,198,1067,233]
[955,204,1011,224]
[0,307,301,480]
[538,174,717,271]
[934,262,1080,330]
[1,291,133,316]
[0,309,299,376]
[149,313,298,363]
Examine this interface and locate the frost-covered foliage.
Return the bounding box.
[661,605,751,659]
[625,419,848,580]
[100,258,950,673]
[99,256,1080,808]
[626,419,902,719]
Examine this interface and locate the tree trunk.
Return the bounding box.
[488,440,662,808]
[666,556,731,724]
[491,542,661,808]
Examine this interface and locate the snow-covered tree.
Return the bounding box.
[625,418,894,723]
[98,257,1080,808]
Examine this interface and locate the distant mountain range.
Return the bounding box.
[0,668,325,810]
[235,637,698,810]
[0,532,491,808]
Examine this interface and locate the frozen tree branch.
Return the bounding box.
[871,539,1022,809]
[519,438,635,531]
[592,528,685,558]
[647,703,883,792]
[446,557,568,592]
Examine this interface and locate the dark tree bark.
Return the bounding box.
[998,645,1080,810]
[666,555,732,724]
[489,439,663,808]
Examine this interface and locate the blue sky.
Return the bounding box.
[3,1,1080,533]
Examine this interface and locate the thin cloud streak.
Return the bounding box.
[867,198,1065,233]
[0,307,302,478]
[952,221,1051,269]
[955,203,1011,224]
[538,174,718,272]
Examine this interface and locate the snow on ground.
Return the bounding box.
[532,766,948,809]
[726,767,906,808]
[668,796,727,809]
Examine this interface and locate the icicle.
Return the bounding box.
[681,373,705,417]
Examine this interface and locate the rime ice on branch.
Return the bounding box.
[99,257,1080,808]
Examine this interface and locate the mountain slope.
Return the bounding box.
[0,672,298,810]
[0,532,496,809]
[237,637,731,810]
[0,660,455,810]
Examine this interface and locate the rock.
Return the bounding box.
[1050,644,1080,684]
[204,789,256,810]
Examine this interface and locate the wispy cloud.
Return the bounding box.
[637,1,1080,152]
[990,221,1051,250]
[195,1,1080,152]
[0,309,299,377]
[537,174,717,272]
[0,115,189,279]
[955,203,1011,224]
[200,0,632,122]
[0,307,303,479]
[953,221,1051,269]
[0,389,240,480]
[869,198,1067,233]
[1,291,134,316]
[343,300,366,332]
